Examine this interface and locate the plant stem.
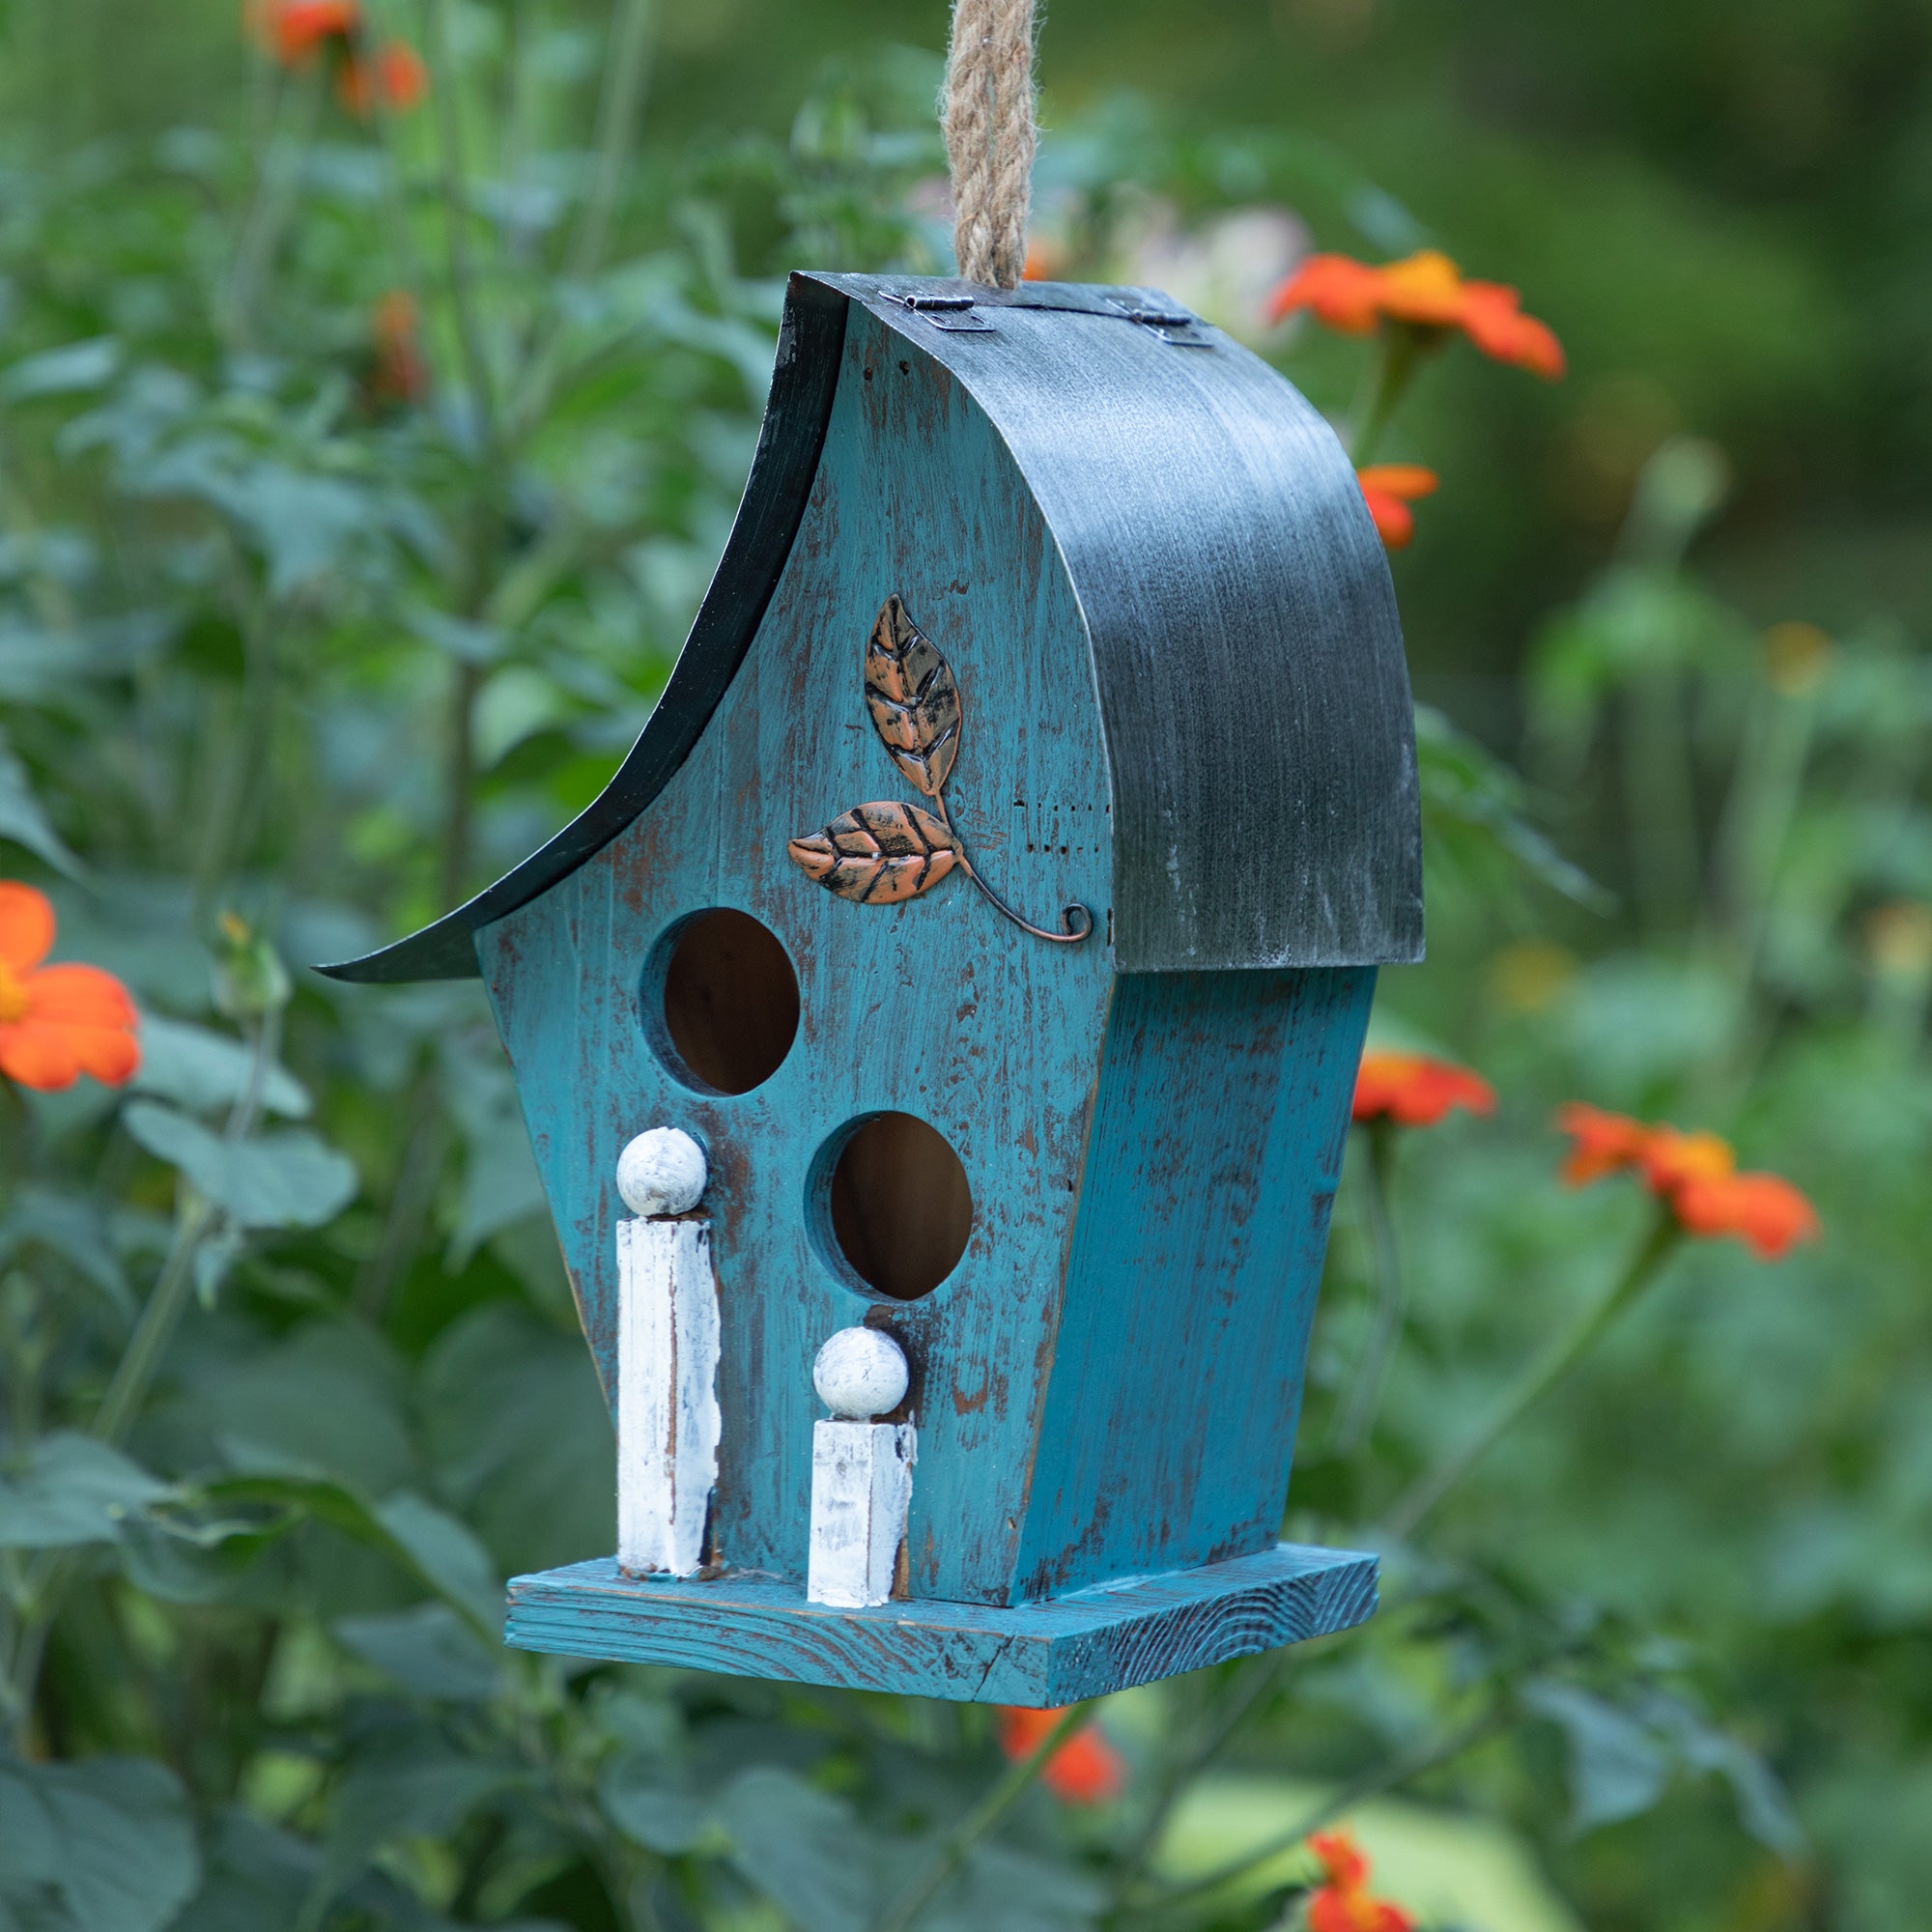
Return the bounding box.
[1108,1653,1298,1902]
[1347,327,1424,468]
[1120,1705,1502,1916]
[420,0,498,448]
[870,1702,1094,1932]
[1331,1120,1402,1454]
[510,0,658,436]
[1381,1208,1683,1541]
[564,0,656,289]
[2,1009,280,1739]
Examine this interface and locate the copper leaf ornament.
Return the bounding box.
[787,596,1091,943]
[864,595,961,797]
[787,802,960,904]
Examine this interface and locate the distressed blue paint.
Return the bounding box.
[481,304,1116,1605]
[477,302,1395,1690]
[505,1543,1378,1706]
[1016,967,1374,1599]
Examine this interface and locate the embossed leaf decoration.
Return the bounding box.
[788,802,959,904]
[864,595,961,797]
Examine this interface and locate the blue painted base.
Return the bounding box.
[503,1542,1378,1705]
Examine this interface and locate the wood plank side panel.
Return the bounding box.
[1013,966,1375,1601]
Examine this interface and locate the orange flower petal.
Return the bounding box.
[0,1021,82,1092]
[994,1706,1125,1804]
[1308,1830,1369,1892]
[1671,1172,1820,1259]
[1356,467,1439,551]
[336,39,425,113]
[1356,465,1439,500]
[1265,254,1387,332]
[1637,1125,1736,1196]
[1360,485,1415,549]
[1373,249,1471,327]
[1554,1102,1652,1185]
[0,882,56,974]
[1039,1726,1126,1804]
[20,962,138,1029]
[1458,283,1567,378]
[1353,1051,1495,1126]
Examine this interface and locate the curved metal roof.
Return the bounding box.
[319,270,1420,983]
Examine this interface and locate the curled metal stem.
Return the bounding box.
[934,795,1092,943]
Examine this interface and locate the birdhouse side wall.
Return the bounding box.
[1012,965,1374,1601]
[477,302,1117,1603]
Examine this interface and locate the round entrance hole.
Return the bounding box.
[819,1112,973,1301]
[645,909,800,1094]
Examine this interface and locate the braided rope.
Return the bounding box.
[942,0,1037,289]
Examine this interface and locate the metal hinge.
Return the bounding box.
[895,294,995,332]
[1107,301,1211,348]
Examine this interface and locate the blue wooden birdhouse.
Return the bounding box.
[323,272,1422,1705]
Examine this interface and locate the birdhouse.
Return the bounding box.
[323,272,1422,1705]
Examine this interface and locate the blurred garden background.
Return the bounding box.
[2,1,1929,1929]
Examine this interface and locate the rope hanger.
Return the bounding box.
[942,0,1038,289]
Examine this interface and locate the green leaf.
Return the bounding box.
[720,1767,874,1932]
[0,1754,199,1932]
[0,724,80,876]
[334,1603,501,1702]
[1415,705,1612,916]
[0,1433,172,1549]
[0,1185,131,1317]
[918,1844,1106,1932]
[196,1473,501,1639]
[418,1301,611,1577]
[210,1322,416,1498]
[122,1100,355,1229]
[371,1492,503,1636]
[0,337,120,403]
[130,1016,311,1121]
[598,1751,709,1854]
[315,1729,522,1910]
[1522,1682,1670,1833]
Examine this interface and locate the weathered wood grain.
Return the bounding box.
[1017,967,1375,1599]
[479,304,1117,1605]
[807,1419,915,1608]
[505,1542,1378,1705]
[615,1217,720,1577]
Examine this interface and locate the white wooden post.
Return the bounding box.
[614,1128,719,1577]
[807,1328,914,1609]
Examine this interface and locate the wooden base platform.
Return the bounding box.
[503,1542,1378,1704]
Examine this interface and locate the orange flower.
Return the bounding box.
[1308,1831,1369,1891]
[1305,1830,1415,1932]
[1555,1106,1819,1258]
[1268,247,1564,380]
[1352,1051,1495,1127]
[369,290,429,404]
[1671,1172,1821,1260]
[1356,465,1437,550]
[248,0,360,65]
[1021,237,1065,282]
[994,1706,1126,1804]
[0,883,140,1093]
[338,39,428,114]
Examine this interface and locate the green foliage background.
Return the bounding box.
[1,2,1928,1930]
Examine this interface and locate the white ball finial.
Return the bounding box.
[812,1327,908,1420]
[616,1127,707,1216]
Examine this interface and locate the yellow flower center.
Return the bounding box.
[0,957,28,1024]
